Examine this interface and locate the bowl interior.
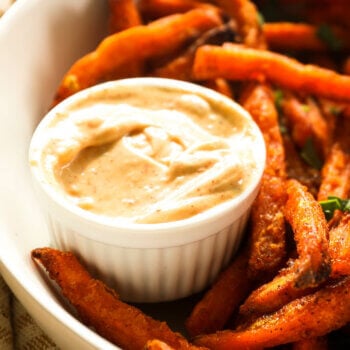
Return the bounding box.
[0,0,121,348]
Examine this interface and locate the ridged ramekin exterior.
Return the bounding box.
[29,78,266,303]
[45,209,249,302]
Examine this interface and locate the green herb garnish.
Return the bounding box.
[316,24,343,51]
[319,196,350,220]
[301,104,311,113]
[300,138,323,170]
[274,89,284,113]
[279,124,288,135]
[257,12,265,29]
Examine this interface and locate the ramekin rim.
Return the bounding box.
[29,77,266,241]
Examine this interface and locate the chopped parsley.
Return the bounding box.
[300,138,323,170]
[319,196,350,220]
[274,89,284,113]
[257,12,265,29]
[279,124,288,135]
[316,24,343,51]
[301,104,311,113]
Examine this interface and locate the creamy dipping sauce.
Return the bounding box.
[31,81,264,224]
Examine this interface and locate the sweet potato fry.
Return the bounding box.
[239,180,333,319]
[240,83,286,178]
[211,0,266,48]
[53,8,222,105]
[143,0,262,56]
[194,276,350,350]
[138,0,214,21]
[185,247,253,337]
[151,20,237,81]
[282,132,320,197]
[192,43,350,102]
[316,98,339,145]
[108,0,142,34]
[152,53,194,81]
[292,336,328,350]
[317,115,350,201]
[238,261,316,320]
[145,339,176,350]
[31,248,203,350]
[329,212,350,277]
[284,179,331,288]
[246,173,287,280]
[281,93,330,160]
[264,22,349,52]
[239,83,287,279]
[318,143,350,201]
[200,79,234,99]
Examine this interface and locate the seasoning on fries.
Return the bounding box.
[31,0,350,349]
[185,246,253,337]
[53,7,223,104]
[239,83,287,279]
[284,179,331,288]
[108,0,142,34]
[281,93,330,160]
[329,212,350,277]
[238,261,315,320]
[31,248,204,350]
[317,114,350,201]
[195,276,350,349]
[192,43,350,102]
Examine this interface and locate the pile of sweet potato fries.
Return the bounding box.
[32,0,350,349]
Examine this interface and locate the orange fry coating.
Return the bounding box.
[317,115,350,201]
[246,173,287,279]
[282,132,320,197]
[284,179,331,288]
[211,0,266,48]
[192,43,350,102]
[152,50,194,81]
[53,8,222,105]
[239,83,287,279]
[240,83,286,177]
[108,0,142,34]
[185,247,252,338]
[318,143,350,201]
[138,0,214,21]
[145,339,176,350]
[329,213,350,277]
[264,22,349,52]
[152,20,237,81]
[281,93,329,159]
[194,277,350,350]
[200,79,234,99]
[140,0,270,50]
[31,248,203,350]
[238,261,315,319]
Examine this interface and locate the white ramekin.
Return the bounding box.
[29,78,266,303]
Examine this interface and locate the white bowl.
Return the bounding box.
[0,0,119,349]
[29,77,265,303]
